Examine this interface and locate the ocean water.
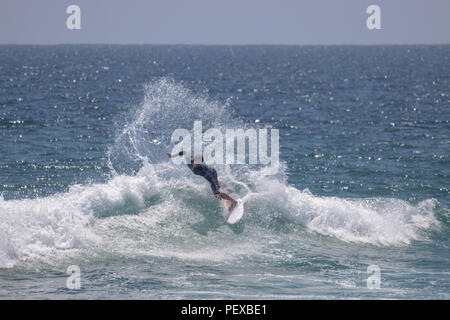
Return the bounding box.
[0,45,449,299]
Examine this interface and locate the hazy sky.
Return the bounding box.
[1,0,449,44]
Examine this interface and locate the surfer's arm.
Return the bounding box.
[166,151,184,158]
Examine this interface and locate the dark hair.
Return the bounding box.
[191,155,204,164]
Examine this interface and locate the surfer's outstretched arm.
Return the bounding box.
[166,151,183,158]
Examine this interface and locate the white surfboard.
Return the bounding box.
[222,199,244,224]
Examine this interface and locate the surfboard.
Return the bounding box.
[222,199,244,224]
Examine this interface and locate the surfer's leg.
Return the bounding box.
[209,169,237,208]
[214,191,233,201]
[214,191,237,212]
[208,169,221,194]
[217,192,237,212]
[213,186,237,209]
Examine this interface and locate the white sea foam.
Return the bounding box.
[250,172,440,246]
[0,163,160,268]
[0,160,440,268]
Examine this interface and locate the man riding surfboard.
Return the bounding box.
[166,151,238,212]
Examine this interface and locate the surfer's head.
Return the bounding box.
[191,154,203,167]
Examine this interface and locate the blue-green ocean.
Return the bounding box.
[0,45,449,299]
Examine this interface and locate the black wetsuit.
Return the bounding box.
[178,151,221,194]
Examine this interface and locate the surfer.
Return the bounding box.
[166,151,238,212]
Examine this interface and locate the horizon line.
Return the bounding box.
[0,42,449,46]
